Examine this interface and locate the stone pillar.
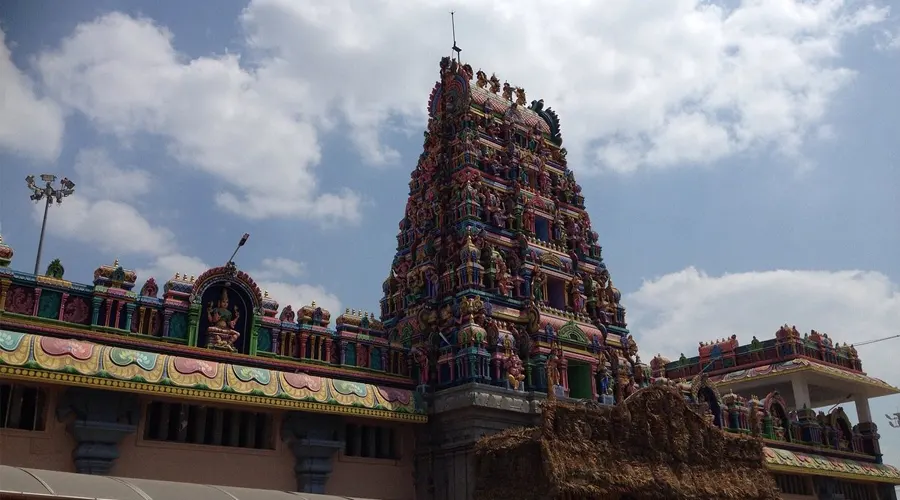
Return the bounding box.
[163,310,173,337]
[420,383,544,500]
[856,421,883,463]
[58,292,69,320]
[299,332,309,358]
[115,301,125,329]
[281,413,343,494]
[32,288,43,316]
[854,395,872,423]
[813,476,845,500]
[124,303,136,332]
[878,483,898,500]
[91,297,103,326]
[187,303,201,347]
[790,374,811,409]
[56,388,139,475]
[0,279,10,312]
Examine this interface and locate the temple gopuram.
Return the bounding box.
[1,57,899,500]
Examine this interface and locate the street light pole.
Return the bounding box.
[25,174,75,276]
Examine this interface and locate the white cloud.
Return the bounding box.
[136,253,210,285]
[0,28,64,162]
[626,267,900,464]
[877,28,900,51]
[252,257,307,280]
[73,148,154,201]
[32,195,176,257]
[33,146,343,317]
[239,0,888,174]
[258,280,342,321]
[34,13,361,223]
[20,0,887,207]
[247,257,340,318]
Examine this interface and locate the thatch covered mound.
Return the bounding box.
[474,385,779,500]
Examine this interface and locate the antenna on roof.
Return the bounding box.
[450,11,462,62]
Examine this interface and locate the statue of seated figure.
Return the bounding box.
[206,288,241,351]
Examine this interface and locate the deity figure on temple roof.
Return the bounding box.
[531,268,546,303]
[206,288,241,352]
[489,74,501,93]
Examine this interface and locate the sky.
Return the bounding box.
[1,0,900,466]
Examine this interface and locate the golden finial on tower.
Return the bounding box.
[174,273,181,280]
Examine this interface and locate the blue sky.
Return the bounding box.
[1,0,899,464]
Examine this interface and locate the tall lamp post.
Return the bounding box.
[25,174,75,276]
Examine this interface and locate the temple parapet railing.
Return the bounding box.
[655,326,864,381]
[0,263,415,389]
[655,378,885,463]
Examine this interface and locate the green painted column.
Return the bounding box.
[249,314,261,356]
[188,303,201,347]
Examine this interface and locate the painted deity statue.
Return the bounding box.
[531,268,546,303]
[206,288,241,352]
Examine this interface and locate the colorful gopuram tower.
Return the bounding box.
[378,57,642,500]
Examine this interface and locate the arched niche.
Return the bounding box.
[764,391,792,442]
[192,266,263,355]
[691,374,724,428]
[558,320,588,345]
[197,283,254,354]
[829,407,855,450]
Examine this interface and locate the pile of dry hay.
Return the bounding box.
[474,385,779,500]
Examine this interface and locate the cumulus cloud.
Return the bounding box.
[34,12,361,222]
[258,280,342,322]
[20,0,887,215]
[877,28,900,51]
[0,28,64,162]
[32,195,176,256]
[239,0,888,174]
[136,253,210,285]
[247,257,340,318]
[626,267,900,464]
[73,148,154,201]
[252,257,307,281]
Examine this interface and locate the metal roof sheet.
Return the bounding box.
[0,466,377,500]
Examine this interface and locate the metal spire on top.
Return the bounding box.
[450,11,462,62]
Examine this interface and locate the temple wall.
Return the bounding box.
[0,384,416,500]
[328,415,417,500]
[114,431,296,489]
[0,386,76,473]
[417,384,544,500]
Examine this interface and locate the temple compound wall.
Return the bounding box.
[0,383,416,500]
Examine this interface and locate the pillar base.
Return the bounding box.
[56,388,139,476]
[291,439,344,494]
[70,421,136,475]
[282,413,343,494]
